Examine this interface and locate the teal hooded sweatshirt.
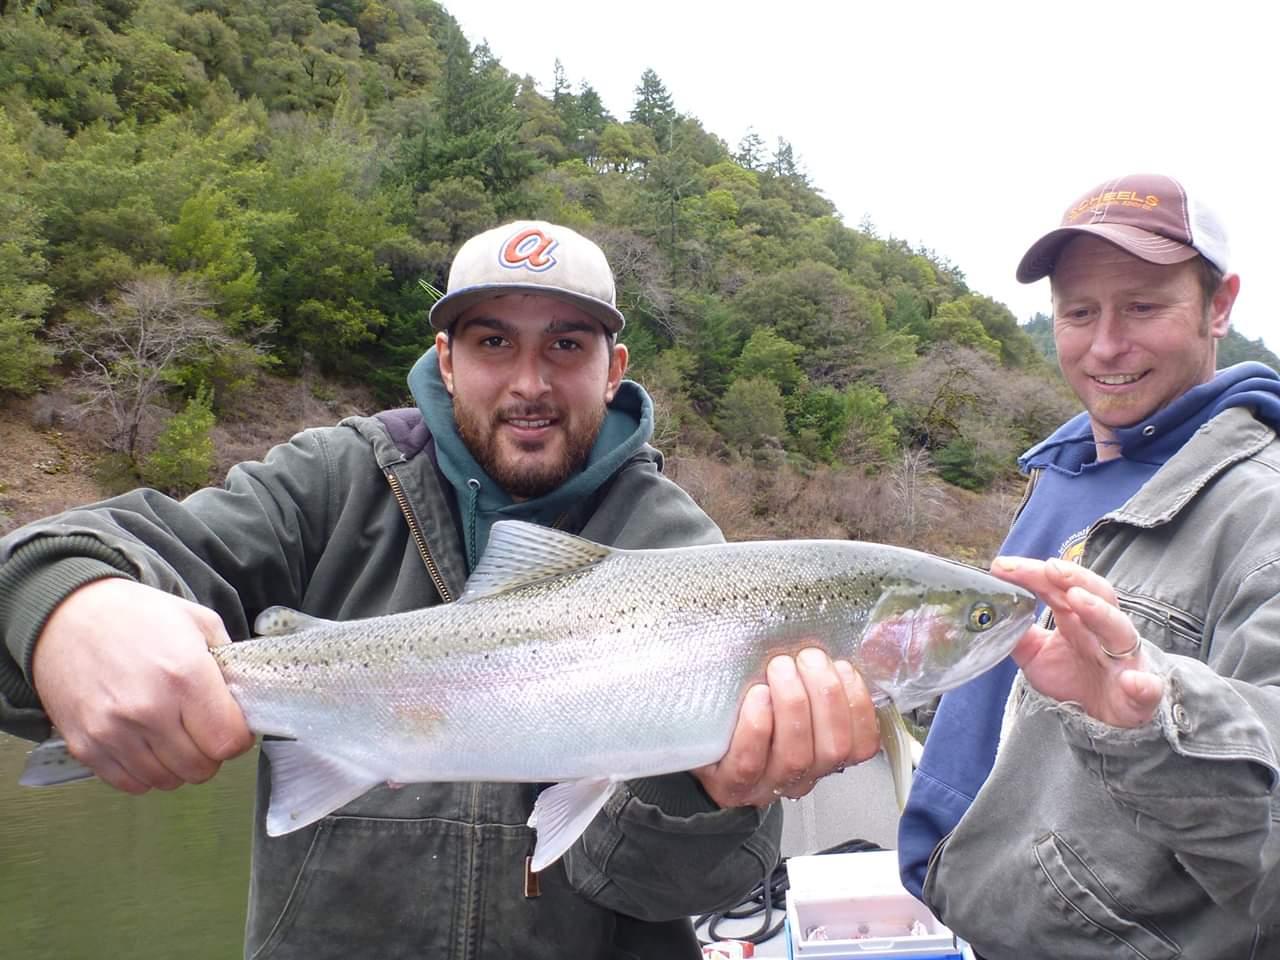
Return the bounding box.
[407,346,654,571]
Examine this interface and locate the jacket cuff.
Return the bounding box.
[0,536,138,689]
[626,772,722,818]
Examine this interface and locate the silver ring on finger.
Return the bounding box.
[1100,635,1141,660]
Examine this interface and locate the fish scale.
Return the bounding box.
[21,520,1036,871]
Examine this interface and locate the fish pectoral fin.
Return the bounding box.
[261,740,379,836]
[458,520,613,603]
[253,605,335,637]
[527,777,619,872]
[19,735,95,787]
[877,704,920,812]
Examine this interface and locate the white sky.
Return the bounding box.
[452,0,1278,350]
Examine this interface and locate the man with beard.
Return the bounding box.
[0,220,880,959]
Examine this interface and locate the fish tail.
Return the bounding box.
[18,735,96,787]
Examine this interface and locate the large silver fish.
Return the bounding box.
[21,520,1035,870]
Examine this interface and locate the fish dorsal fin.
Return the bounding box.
[526,777,620,872]
[458,520,613,603]
[254,606,335,637]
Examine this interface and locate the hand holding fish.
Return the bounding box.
[992,557,1165,728]
[691,649,881,807]
[31,578,255,794]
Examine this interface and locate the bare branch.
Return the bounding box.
[50,275,235,460]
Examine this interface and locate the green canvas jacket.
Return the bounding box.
[0,407,782,960]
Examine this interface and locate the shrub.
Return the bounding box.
[140,386,216,496]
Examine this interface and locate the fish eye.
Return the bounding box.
[968,602,996,631]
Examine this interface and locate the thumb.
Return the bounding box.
[1116,669,1164,726]
[1010,623,1051,669]
[182,648,254,762]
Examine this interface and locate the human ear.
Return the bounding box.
[435,331,455,395]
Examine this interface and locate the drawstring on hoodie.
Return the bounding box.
[465,478,481,569]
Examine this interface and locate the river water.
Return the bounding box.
[0,734,258,959]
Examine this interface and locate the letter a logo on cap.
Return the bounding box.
[500,228,558,273]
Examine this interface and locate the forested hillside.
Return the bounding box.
[2,0,1273,551]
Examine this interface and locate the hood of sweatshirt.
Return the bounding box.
[407,346,654,569]
[1022,362,1280,475]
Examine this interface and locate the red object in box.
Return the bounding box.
[702,940,755,959]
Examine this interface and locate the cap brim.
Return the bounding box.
[1016,223,1200,283]
[428,284,625,334]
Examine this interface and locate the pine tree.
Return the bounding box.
[630,68,675,149]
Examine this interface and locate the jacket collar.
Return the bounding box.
[1107,406,1276,528]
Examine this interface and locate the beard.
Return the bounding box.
[454,398,605,500]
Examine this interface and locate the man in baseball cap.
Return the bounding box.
[1,212,882,960]
[899,176,1280,958]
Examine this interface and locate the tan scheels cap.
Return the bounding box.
[1016,174,1230,283]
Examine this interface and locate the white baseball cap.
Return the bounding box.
[428,220,625,333]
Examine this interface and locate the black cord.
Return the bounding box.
[694,838,884,946]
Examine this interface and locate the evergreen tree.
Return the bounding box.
[629,67,675,149]
[735,128,766,170]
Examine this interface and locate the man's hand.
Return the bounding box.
[31,578,255,794]
[692,648,881,808]
[992,556,1165,728]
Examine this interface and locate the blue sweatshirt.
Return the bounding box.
[898,362,1280,899]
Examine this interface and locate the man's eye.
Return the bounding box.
[552,338,582,351]
[1130,302,1154,314]
[480,336,507,348]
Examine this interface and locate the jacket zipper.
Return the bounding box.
[384,467,453,604]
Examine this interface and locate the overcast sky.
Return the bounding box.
[451,0,1277,350]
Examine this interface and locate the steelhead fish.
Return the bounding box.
[21,520,1035,870]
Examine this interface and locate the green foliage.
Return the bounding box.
[934,435,1004,491]
[250,117,408,368]
[733,261,912,384]
[0,109,54,393]
[792,383,899,466]
[141,385,217,495]
[0,9,122,130]
[677,292,744,409]
[958,294,1041,368]
[93,451,142,497]
[929,300,1002,357]
[716,376,786,451]
[838,383,900,466]
[734,328,806,395]
[6,0,1233,492]
[1022,312,1057,361]
[1218,327,1280,370]
[629,68,675,148]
